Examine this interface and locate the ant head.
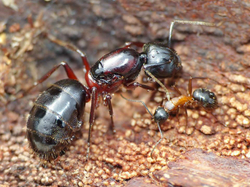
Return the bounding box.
[193,88,218,109]
[153,107,169,124]
[142,42,182,78]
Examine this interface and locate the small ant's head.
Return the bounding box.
[153,107,169,124]
[193,88,218,109]
[143,42,182,78]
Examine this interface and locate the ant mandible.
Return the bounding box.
[122,70,218,158]
[26,20,218,160]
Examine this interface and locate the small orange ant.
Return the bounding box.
[122,70,218,158]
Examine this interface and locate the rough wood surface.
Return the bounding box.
[1,0,250,186]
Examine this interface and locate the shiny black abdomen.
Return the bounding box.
[27,79,87,160]
[90,48,144,84]
[143,42,182,78]
[193,88,218,109]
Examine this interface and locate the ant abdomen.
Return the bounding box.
[193,88,218,109]
[143,42,182,78]
[27,79,88,160]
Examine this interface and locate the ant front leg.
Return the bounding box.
[104,94,115,134]
[86,87,98,161]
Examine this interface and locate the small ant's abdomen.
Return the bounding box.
[27,79,88,160]
[193,88,218,109]
[164,100,176,111]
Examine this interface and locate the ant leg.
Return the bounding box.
[17,62,78,99]
[184,107,189,133]
[150,121,163,159]
[172,85,182,96]
[191,76,227,87]
[209,111,224,127]
[86,87,98,161]
[47,34,91,72]
[125,82,156,91]
[105,95,115,134]
[121,94,168,159]
[188,77,193,96]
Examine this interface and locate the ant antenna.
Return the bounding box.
[168,20,222,48]
[144,69,171,101]
[120,94,153,116]
[149,114,164,158]
[120,94,167,158]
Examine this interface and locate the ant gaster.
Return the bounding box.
[26,20,218,160]
[122,70,218,158]
[26,63,90,160]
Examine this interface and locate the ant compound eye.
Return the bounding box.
[153,107,169,124]
[94,68,104,76]
[90,61,104,79]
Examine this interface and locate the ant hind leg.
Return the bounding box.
[13,61,79,101]
[46,34,91,72]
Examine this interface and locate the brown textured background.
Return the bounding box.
[1,0,250,186]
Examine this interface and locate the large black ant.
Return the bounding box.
[122,70,218,158]
[25,20,219,160]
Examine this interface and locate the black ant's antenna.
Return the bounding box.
[120,94,153,116]
[168,20,222,48]
[144,69,171,101]
[120,94,169,158]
